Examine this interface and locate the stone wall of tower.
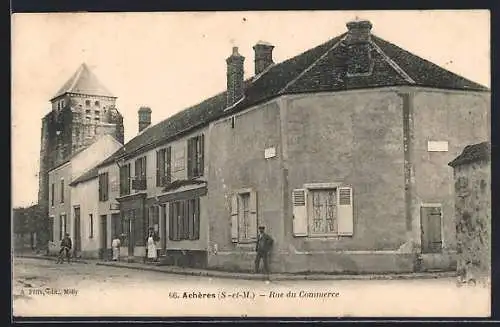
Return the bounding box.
[37,114,51,207]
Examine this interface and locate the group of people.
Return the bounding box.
[110,229,160,262]
[55,225,275,277]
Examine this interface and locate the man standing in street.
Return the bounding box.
[255,226,274,279]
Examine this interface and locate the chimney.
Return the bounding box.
[226,46,245,107]
[138,106,152,133]
[253,41,274,75]
[345,20,373,76]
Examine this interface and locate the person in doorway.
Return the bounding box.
[57,233,72,264]
[111,235,121,261]
[255,226,274,279]
[146,229,158,263]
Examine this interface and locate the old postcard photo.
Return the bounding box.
[12,10,491,318]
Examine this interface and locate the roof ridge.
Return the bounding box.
[370,38,416,85]
[68,64,85,93]
[278,35,348,95]
[371,35,489,91]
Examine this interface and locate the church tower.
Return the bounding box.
[37,64,125,239]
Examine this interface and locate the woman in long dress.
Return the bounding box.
[111,235,121,261]
[146,231,157,262]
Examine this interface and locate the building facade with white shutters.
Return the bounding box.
[98,19,489,273]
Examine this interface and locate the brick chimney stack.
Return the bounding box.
[138,106,152,133]
[253,41,274,75]
[345,20,373,76]
[226,46,245,107]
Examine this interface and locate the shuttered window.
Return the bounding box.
[292,186,354,237]
[134,156,147,190]
[168,198,200,241]
[230,190,258,243]
[99,172,109,202]
[187,134,204,179]
[119,164,131,196]
[156,147,172,187]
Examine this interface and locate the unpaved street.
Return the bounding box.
[13,257,490,317]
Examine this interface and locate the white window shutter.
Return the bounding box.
[248,190,258,241]
[337,187,353,236]
[292,189,308,236]
[230,194,239,243]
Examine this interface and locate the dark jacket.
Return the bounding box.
[60,237,72,249]
[256,232,274,253]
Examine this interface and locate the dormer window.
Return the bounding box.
[95,101,100,107]
[85,100,91,107]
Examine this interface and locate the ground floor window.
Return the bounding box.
[230,190,257,243]
[292,185,353,237]
[309,189,337,235]
[169,198,200,241]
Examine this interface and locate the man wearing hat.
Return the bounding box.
[255,226,274,277]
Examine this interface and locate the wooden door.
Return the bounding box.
[421,206,443,253]
[99,215,108,259]
[73,207,81,255]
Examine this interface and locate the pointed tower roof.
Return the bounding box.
[51,63,116,101]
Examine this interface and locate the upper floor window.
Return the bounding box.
[85,100,91,107]
[99,172,109,202]
[187,134,204,179]
[292,185,353,237]
[133,156,147,190]
[156,147,172,187]
[119,164,131,196]
[60,179,65,204]
[95,110,100,115]
[95,101,100,107]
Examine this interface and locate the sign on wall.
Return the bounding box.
[264,147,276,159]
[427,141,449,152]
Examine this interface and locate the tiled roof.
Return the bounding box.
[51,63,115,100]
[100,22,489,164]
[69,166,99,186]
[448,142,491,167]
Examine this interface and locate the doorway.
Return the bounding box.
[420,205,443,253]
[99,215,108,259]
[73,207,81,256]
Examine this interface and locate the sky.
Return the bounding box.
[11,10,490,208]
